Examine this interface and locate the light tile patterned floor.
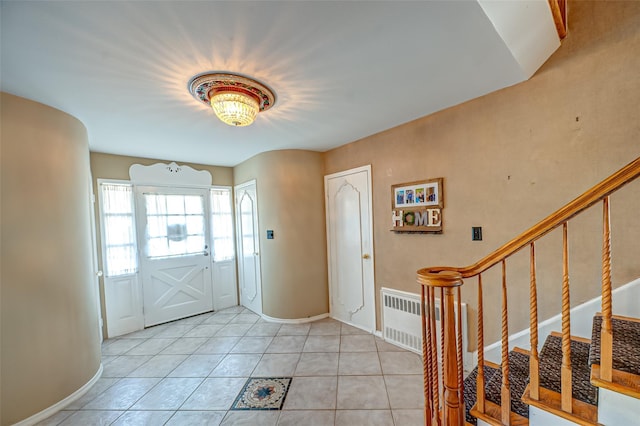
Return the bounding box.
[37,306,425,425]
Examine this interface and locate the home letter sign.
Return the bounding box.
[391,178,443,233]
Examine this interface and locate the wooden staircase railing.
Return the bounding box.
[417,157,640,425]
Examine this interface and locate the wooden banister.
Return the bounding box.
[420,157,640,279]
[417,157,640,424]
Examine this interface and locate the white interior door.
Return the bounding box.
[325,165,375,332]
[235,180,262,315]
[137,186,214,327]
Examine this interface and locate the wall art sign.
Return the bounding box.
[391,178,443,233]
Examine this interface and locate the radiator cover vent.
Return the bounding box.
[381,287,468,359]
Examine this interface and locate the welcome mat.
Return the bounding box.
[231,377,292,410]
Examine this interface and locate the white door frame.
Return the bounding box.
[324,165,376,332]
[234,180,263,315]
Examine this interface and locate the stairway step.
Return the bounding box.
[483,349,531,419]
[589,314,640,375]
[539,332,598,406]
[464,361,500,425]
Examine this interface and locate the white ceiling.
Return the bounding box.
[1,1,560,167]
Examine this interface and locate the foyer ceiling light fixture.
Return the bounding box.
[188,72,276,127]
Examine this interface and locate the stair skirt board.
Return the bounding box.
[380,287,472,370]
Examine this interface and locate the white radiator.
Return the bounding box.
[381,287,470,370]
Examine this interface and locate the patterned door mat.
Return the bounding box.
[231,377,292,410]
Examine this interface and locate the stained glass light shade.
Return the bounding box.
[210,91,259,127]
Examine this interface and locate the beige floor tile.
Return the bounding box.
[378,351,423,374]
[309,322,341,335]
[335,409,394,426]
[215,323,253,337]
[230,336,274,353]
[184,324,224,338]
[277,324,311,336]
[204,313,238,324]
[277,410,334,426]
[246,323,282,337]
[384,374,425,409]
[165,411,225,426]
[338,352,382,375]
[336,376,389,409]
[111,410,175,425]
[196,336,241,354]
[83,378,161,410]
[340,334,377,352]
[102,339,143,355]
[35,410,74,426]
[168,354,224,377]
[341,324,370,335]
[181,377,247,410]
[58,410,123,426]
[102,356,152,378]
[283,376,337,409]
[210,354,261,377]
[295,353,339,376]
[121,327,164,339]
[221,411,280,426]
[125,338,176,355]
[265,336,307,353]
[303,335,340,352]
[131,377,203,410]
[153,324,196,338]
[127,354,187,377]
[375,337,408,352]
[65,378,119,409]
[230,313,261,324]
[392,409,425,426]
[161,337,208,354]
[252,353,300,377]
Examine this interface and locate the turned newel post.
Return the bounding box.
[418,269,464,426]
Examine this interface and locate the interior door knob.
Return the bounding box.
[362,253,371,259]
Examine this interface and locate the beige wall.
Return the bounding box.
[234,150,329,319]
[324,1,640,346]
[1,93,102,425]
[89,152,234,337]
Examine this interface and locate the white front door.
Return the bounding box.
[325,166,375,332]
[137,186,214,327]
[235,180,262,315]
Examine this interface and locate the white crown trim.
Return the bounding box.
[129,162,212,186]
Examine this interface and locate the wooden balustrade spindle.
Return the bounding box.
[500,260,511,425]
[561,222,573,413]
[529,242,540,400]
[440,288,445,387]
[601,197,613,382]
[476,275,486,414]
[430,287,440,424]
[456,286,464,421]
[443,286,462,426]
[421,286,433,424]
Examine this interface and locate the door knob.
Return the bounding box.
[362,254,371,259]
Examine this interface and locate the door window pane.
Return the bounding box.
[211,188,235,262]
[144,193,206,258]
[100,183,138,276]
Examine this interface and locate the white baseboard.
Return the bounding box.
[13,363,103,426]
[261,312,329,324]
[479,277,640,365]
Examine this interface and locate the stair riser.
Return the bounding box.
[598,388,640,425]
[529,406,581,426]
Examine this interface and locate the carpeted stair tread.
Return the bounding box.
[484,350,530,419]
[539,334,598,406]
[589,315,640,376]
[464,364,500,425]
